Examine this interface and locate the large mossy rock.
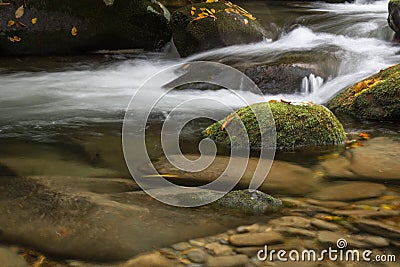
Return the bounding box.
[203,102,346,150]
[327,64,400,120]
[171,1,266,57]
[0,0,171,55]
[388,0,400,37]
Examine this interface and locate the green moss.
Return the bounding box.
[328,65,400,120]
[203,102,346,150]
[213,189,282,214]
[390,0,400,5]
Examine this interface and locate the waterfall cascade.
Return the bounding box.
[301,74,324,95]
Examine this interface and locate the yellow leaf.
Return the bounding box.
[31,17,37,24]
[7,20,15,27]
[0,3,11,6]
[244,18,248,25]
[15,5,24,19]
[8,36,21,42]
[191,6,196,11]
[190,11,194,16]
[71,26,78,36]
[211,8,215,13]
[206,0,216,2]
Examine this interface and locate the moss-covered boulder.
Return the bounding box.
[171,1,266,57]
[388,0,400,38]
[203,102,346,150]
[327,65,400,120]
[0,0,171,55]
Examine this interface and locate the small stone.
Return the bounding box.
[311,182,386,201]
[122,252,176,267]
[317,231,344,246]
[331,209,399,218]
[206,254,248,267]
[189,239,206,247]
[235,247,263,257]
[187,249,207,263]
[353,235,389,247]
[274,226,317,238]
[354,219,400,239]
[205,242,233,256]
[229,232,283,247]
[172,242,192,251]
[311,218,339,231]
[236,224,260,234]
[306,199,349,209]
[269,216,312,229]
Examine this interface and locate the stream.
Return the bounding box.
[0,0,400,263]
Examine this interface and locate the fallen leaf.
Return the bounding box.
[8,36,21,42]
[16,21,27,28]
[7,20,15,26]
[268,99,278,103]
[243,18,248,25]
[15,5,24,19]
[358,132,370,140]
[71,26,78,36]
[281,99,291,104]
[190,10,194,16]
[31,17,37,24]
[221,114,234,130]
[211,8,216,13]
[191,6,196,11]
[0,2,11,6]
[206,0,216,2]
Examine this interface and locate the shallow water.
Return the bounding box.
[0,1,400,261]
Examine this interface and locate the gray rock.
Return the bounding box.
[122,252,177,267]
[172,242,192,251]
[229,232,283,247]
[187,249,207,263]
[306,199,349,209]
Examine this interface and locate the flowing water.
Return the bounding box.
[1,0,400,262]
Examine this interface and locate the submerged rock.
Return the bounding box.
[171,1,267,57]
[243,64,320,95]
[327,64,400,120]
[203,102,346,150]
[388,0,400,38]
[213,189,283,214]
[0,0,171,55]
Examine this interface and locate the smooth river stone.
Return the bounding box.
[0,247,28,267]
[153,154,322,196]
[0,176,266,261]
[229,232,283,247]
[320,137,400,181]
[310,181,386,201]
[206,254,248,267]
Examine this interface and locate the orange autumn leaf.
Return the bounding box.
[7,20,15,26]
[358,132,370,140]
[190,10,195,16]
[71,26,78,36]
[31,17,37,24]
[8,36,21,42]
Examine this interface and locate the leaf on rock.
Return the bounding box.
[15,21,27,28]
[15,5,24,19]
[71,26,78,36]
[8,36,21,42]
[7,20,15,26]
[31,17,37,24]
[358,132,370,140]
